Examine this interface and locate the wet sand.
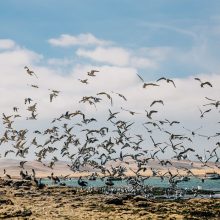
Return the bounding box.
[0,181,219,219]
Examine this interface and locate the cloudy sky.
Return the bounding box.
[1,1,220,76]
[0,1,220,162]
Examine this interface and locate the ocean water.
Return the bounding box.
[42,177,220,191]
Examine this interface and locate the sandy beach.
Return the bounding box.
[0,181,219,220]
[0,159,219,219]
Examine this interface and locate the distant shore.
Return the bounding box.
[0,158,219,179]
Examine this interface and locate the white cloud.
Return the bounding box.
[0,39,16,50]
[48,33,112,47]
[130,57,157,69]
[76,47,130,66]
[76,46,157,69]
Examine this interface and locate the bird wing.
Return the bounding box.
[205,97,216,102]
[143,83,159,88]
[194,77,201,82]
[136,73,144,82]
[156,77,166,82]
[168,79,176,87]
[202,82,212,87]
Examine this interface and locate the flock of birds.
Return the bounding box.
[0,66,219,191]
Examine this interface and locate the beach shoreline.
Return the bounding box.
[0,181,219,219]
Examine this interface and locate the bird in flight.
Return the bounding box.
[49,89,60,102]
[150,100,164,107]
[87,70,99,77]
[112,91,127,101]
[24,66,38,78]
[121,107,140,115]
[78,79,88,84]
[13,107,19,112]
[145,110,158,119]
[143,83,159,88]
[204,97,220,108]
[156,77,176,87]
[19,161,27,169]
[194,78,213,88]
[136,73,144,82]
[97,92,113,106]
[28,84,39,89]
[198,107,211,118]
[25,98,32,104]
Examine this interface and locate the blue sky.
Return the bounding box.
[1,1,220,78]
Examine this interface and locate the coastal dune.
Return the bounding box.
[0,158,219,178]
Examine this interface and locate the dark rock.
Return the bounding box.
[190,210,215,217]
[120,194,134,200]
[2,180,13,186]
[59,182,66,186]
[105,197,123,205]
[136,201,150,208]
[14,192,25,197]
[0,198,14,205]
[133,195,148,202]
[12,180,32,188]
[1,209,32,218]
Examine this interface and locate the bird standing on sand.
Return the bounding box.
[78,176,88,187]
[50,173,60,184]
[105,178,114,186]
[3,169,11,179]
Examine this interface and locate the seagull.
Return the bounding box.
[105,178,114,186]
[78,79,88,84]
[28,84,39,88]
[3,169,11,179]
[204,97,220,108]
[194,78,213,88]
[25,98,32,104]
[50,173,60,184]
[121,107,140,115]
[97,92,113,105]
[150,100,164,107]
[143,83,159,88]
[13,107,19,112]
[24,66,38,78]
[145,110,158,119]
[77,176,88,187]
[112,92,127,101]
[48,89,60,102]
[164,119,180,126]
[198,107,211,118]
[107,109,119,121]
[19,161,27,169]
[157,77,176,87]
[87,70,99,77]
